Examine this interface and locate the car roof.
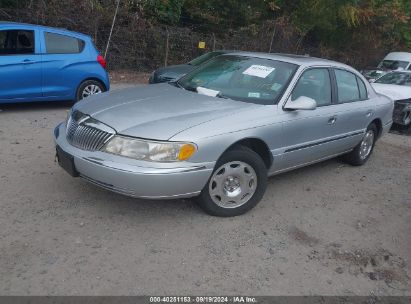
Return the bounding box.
[0,21,90,39]
[223,51,355,69]
[383,52,411,62]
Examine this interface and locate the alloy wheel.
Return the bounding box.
[81,84,102,99]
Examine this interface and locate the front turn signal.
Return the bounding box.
[178,144,196,161]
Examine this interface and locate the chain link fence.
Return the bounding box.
[0,5,387,71]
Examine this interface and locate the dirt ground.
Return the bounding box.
[0,83,410,296]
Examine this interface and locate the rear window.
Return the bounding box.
[357,76,368,100]
[0,30,35,55]
[335,69,360,103]
[45,32,85,54]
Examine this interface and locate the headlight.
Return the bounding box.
[102,136,197,162]
[65,109,72,124]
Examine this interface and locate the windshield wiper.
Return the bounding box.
[168,79,197,91]
[184,85,197,92]
[169,80,184,89]
[216,92,231,100]
[169,81,197,92]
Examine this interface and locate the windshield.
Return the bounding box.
[177,55,298,105]
[378,60,409,70]
[188,51,225,66]
[375,72,411,86]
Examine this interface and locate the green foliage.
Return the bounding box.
[143,0,185,25]
[179,0,410,50]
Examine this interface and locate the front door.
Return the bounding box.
[274,67,345,172]
[0,28,42,101]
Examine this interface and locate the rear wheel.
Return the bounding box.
[76,80,105,102]
[343,123,377,166]
[198,146,267,217]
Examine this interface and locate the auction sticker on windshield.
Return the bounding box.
[248,92,261,98]
[243,65,275,78]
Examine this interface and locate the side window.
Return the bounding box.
[0,30,35,55]
[291,68,332,106]
[45,32,85,54]
[335,69,360,103]
[356,76,368,100]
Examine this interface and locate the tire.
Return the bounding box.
[343,123,378,166]
[197,146,268,217]
[76,80,105,102]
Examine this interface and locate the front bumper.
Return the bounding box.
[54,123,214,199]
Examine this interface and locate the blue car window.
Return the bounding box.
[44,32,85,54]
[0,30,35,55]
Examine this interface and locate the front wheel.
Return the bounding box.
[343,123,377,166]
[76,80,105,102]
[197,146,267,217]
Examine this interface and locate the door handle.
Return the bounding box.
[328,116,337,125]
[22,59,36,64]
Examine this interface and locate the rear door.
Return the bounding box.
[40,30,87,98]
[0,28,42,101]
[330,68,373,151]
[276,67,345,171]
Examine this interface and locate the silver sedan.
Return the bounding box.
[54,52,393,216]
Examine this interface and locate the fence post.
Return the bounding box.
[212,33,216,51]
[268,25,276,53]
[164,26,169,67]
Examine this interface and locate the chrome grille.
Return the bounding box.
[66,111,115,151]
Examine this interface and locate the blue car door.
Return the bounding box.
[40,30,87,98]
[0,27,42,101]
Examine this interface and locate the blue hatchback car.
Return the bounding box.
[0,22,110,104]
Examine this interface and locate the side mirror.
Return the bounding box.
[284,96,317,111]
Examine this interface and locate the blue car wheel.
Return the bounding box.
[76,80,106,102]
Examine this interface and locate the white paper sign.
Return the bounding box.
[248,92,261,98]
[243,65,275,78]
[197,86,220,97]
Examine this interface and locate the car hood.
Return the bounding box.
[155,64,194,80]
[371,83,411,101]
[74,83,258,140]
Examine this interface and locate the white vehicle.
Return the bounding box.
[362,52,411,83]
[378,52,411,71]
[372,71,411,126]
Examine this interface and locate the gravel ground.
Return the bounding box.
[0,84,410,296]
